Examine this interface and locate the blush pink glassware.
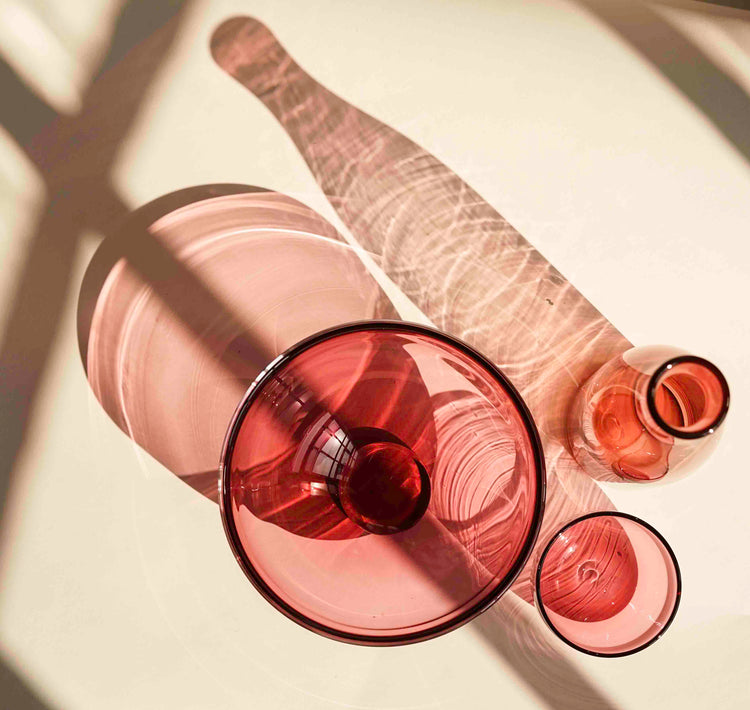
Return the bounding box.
[534,512,681,657]
[220,321,546,645]
[568,346,729,482]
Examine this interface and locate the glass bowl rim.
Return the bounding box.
[219,319,547,646]
[534,510,682,658]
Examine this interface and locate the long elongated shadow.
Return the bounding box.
[209,17,629,709]
[0,0,194,549]
[577,0,750,166]
[209,14,629,601]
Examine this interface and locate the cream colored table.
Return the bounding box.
[1,1,749,708]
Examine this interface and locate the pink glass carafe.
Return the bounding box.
[568,346,729,482]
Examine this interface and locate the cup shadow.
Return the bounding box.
[78,185,399,502]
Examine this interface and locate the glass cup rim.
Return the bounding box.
[646,355,730,440]
[534,510,682,658]
[218,319,547,645]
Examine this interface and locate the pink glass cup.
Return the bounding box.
[220,321,546,645]
[568,346,729,482]
[534,512,681,657]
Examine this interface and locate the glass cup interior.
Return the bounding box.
[535,512,681,656]
[221,321,545,644]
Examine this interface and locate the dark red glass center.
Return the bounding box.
[337,441,430,535]
[538,515,637,622]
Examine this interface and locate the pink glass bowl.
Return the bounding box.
[220,321,545,645]
[535,512,681,657]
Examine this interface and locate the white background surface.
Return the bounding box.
[1,0,749,708]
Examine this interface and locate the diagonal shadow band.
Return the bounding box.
[577,0,750,166]
[0,652,54,710]
[0,3,195,708]
[0,0,194,554]
[665,0,750,13]
[0,58,58,152]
